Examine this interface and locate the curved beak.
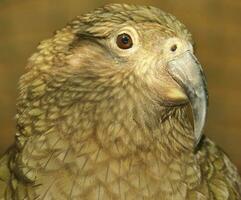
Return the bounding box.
[167,51,208,146]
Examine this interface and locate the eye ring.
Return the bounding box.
[116,33,133,49]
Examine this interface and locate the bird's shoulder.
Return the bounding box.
[196,137,241,199]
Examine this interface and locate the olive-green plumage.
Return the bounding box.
[0,4,240,200]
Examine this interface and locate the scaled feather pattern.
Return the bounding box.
[0,4,240,200]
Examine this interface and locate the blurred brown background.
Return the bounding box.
[0,0,240,172]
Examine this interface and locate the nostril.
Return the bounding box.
[170,44,177,52]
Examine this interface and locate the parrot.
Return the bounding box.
[0,3,240,200]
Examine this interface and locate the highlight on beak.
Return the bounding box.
[167,51,208,147]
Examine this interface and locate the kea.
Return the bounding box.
[0,4,240,200]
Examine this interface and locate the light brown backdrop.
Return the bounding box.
[0,0,240,172]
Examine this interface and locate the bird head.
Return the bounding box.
[18,4,208,149]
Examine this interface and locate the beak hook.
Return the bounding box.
[167,51,208,147]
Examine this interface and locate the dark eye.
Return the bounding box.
[116,33,133,49]
[170,44,177,52]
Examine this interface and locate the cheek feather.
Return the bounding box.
[134,55,158,75]
[67,54,83,68]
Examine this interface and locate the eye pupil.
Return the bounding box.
[122,36,129,44]
[116,33,133,49]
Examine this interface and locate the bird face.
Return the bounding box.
[69,15,208,145]
[105,23,195,105]
[105,24,208,145]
